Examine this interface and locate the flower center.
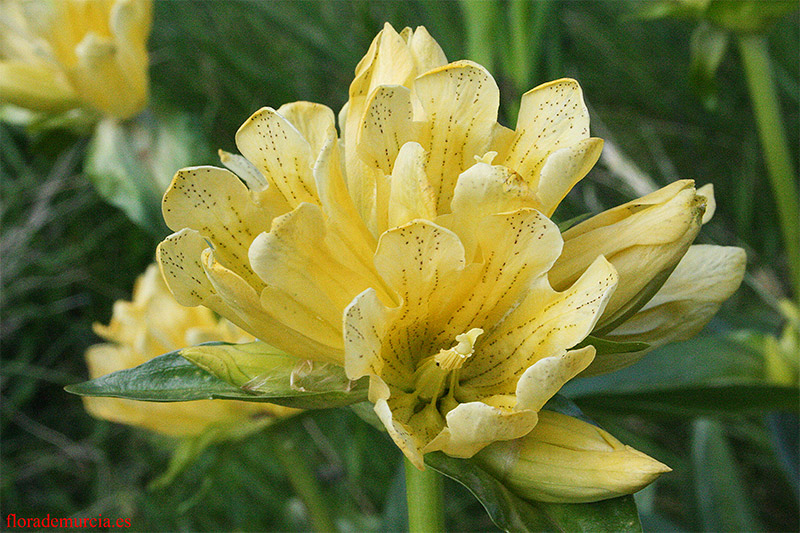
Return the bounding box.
[413,328,483,403]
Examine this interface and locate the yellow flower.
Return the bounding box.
[157,24,614,466]
[156,22,739,479]
[0,0,151,119]
[473,410,671,503]
[83,265,295,437]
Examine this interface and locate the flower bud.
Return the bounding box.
[592,244,746,375]
[550,180,708,333]
[473,411,671,503]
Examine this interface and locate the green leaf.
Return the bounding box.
[65,347,368,409]
[574,336,650,356]
[426,453,642,533]
[691,419,763,531]
[425,396,643,532]
[557,212,593,232]
[149,415,273,490]
[84,112,212,236]
[565,335,800,416]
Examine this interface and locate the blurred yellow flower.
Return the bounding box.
[0,0,151,119]
[474,410,671,503]
[83,265,295,437]
[156,21,742,486]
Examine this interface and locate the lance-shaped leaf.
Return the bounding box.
[564,335,800,416]
[66,343,368,409]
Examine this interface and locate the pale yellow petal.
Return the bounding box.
[448,163,541,259]
[313,135,379,263]
[202,248,342,364]
[475,411,671,503]
[697,183,716,223]
[344,288,398,379]
[276,101,336,157]
[431,209,563,349]
[235,107,320,206]
[0,61,77,112]
[514,346,596,411]
[356,85,415,175]
[388,142,437,228]
[596,245,746,374]
[248,204,374,350]
[218,148,268,190]
[350,23,415,100]
[551,181,705,327]
[411,60,500,212]
[161,166,274,289]
[374,394,426,469]
[559,180,693,238]
[463,256,617,391]
[408,26,448,74]
[536,137,604,216]
[423,402,539,458]
[374,220,466,327]
[157,229,246,324]
[496,78,590,187]
[344,24,416,230]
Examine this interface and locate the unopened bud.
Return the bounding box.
[473,410,671,503]
[550,180,708,333]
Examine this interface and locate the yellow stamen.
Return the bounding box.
[414,328,483,402]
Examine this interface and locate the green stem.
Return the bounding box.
[737,33,800,304]
[271,428,337,532]
[405,458,445,533]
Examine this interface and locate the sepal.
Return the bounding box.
[66,344,368,409]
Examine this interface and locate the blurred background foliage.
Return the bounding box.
[1,1,797,531]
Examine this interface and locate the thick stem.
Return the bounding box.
[737,34,800,303]
[271,428,337,533]
[405,458,445,533]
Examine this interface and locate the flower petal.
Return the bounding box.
[249,203,384,352]
[423,401,539,459]
[514,346,596,411]
[551,180,705,327]
[448,162,541,260]
[344,288,400,380]
[536,137,604,216]
[431,209,563,350]
[158,228,244,315]
[161,166,273,289]
[462,256,617,392]
[276,101,336,157]
[357,85,416,175]
[408,26,448,74]
[388,142,438,228]
[594,245,746,374]
[202,247,343,364]
[235,107,320,207]
[496,78,590,187]
[412,60,500,212]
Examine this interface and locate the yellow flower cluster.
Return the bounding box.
[84,265,295,437]
[0,0,151,119]
[154,24,744,499]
